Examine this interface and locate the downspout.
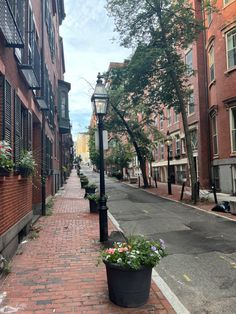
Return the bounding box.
[41,0,46,216]
[201,0,212,188]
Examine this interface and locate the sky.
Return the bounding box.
[60,0,132,141]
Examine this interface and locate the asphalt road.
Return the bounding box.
[83,167,236,314]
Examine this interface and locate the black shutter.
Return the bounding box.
[4,80,12,144]
[22,108,28,150]
[45,136,49,174]
[28,111,32,150]
[0,75,4,140]
[14,94,22,163]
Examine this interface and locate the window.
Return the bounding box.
[14,95,32,163]
[175,136,181,157]
[185,49,193,73]
[181,138,186,154]
[45,0,55,62]
[207,7,212,25]
[160,141,164,160]
[153,146,158,161]
[188,91,195,115]
[226,28,236,69]
[174,110,179,123]
[169,143,173,158]
[176,165,187,184]
[211,115,218,155]
[3,80,12,144]
[224,0,234,5]
[160,113,164,130]
[9,0,25,62]
[61,91,66,118]
[46,136,53,174]
[167,108,171,126]
[230,107,236,152]
[209,46,215,81]
[190,129,198,151]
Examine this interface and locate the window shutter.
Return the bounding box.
[28,111,32,150]
[22,108,28,150]
[14,94,22,163]
[0,75,4,140]
[4,80,12,144]
[45,136,49,173]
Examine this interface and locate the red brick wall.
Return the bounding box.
[0,175,32,235]
[206,1,236,159]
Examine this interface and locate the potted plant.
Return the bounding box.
[0,141,14,176]
[87,193,99,213]
[84,183,97,198]
[101,235,167,308]
[16,150,36,177]
[80,176,89,188]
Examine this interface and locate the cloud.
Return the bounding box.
[60,0,131,140]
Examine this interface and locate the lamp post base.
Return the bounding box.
[102,231,127,248]
[168,180,172,195]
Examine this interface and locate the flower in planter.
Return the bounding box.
[101,235,167,270]
[87,193,108,203]
[84,183,97,189]
[0,141,14,173]
[84,183,97,198]
[16,150,37,177]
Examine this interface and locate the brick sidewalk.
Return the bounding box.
[0,170,175,314]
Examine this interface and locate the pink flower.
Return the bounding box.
[106,248,115,255]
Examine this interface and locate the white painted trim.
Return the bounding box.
[152,269,190,314]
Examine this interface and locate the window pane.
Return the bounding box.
[185,49,193,73]
[209,46,215,81]
[227,29,236,68]
[212,116,218,155]
[231,108,236,152]
[232,108,236,128]
[213,135,218,155]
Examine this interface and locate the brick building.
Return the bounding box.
[206,0,236,194]
[151,0,210,189]
[146,0,236,194]
[0,0,72,258]
[103,1,236,195]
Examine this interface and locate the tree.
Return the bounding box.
[106,0,212,200]
[106,141,133,179]
[88,126,100,170]
[105,65,162,188]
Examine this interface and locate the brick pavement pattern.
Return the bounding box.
[0,170,175,314]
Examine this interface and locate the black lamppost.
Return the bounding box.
[91,73,109,242]
[165,131,172,195]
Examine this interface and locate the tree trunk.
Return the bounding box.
[111,104,149,188]
[139,156,149,188]
[156,5,198,201]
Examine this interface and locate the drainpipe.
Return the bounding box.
[202,1,212,188]
[41,0,46,216]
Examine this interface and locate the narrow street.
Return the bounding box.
[84,167,236,314]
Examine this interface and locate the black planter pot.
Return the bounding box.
[104,261,152,308]
[89,199,98,213]
[19,168,32,177]
[0,168,11,177]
